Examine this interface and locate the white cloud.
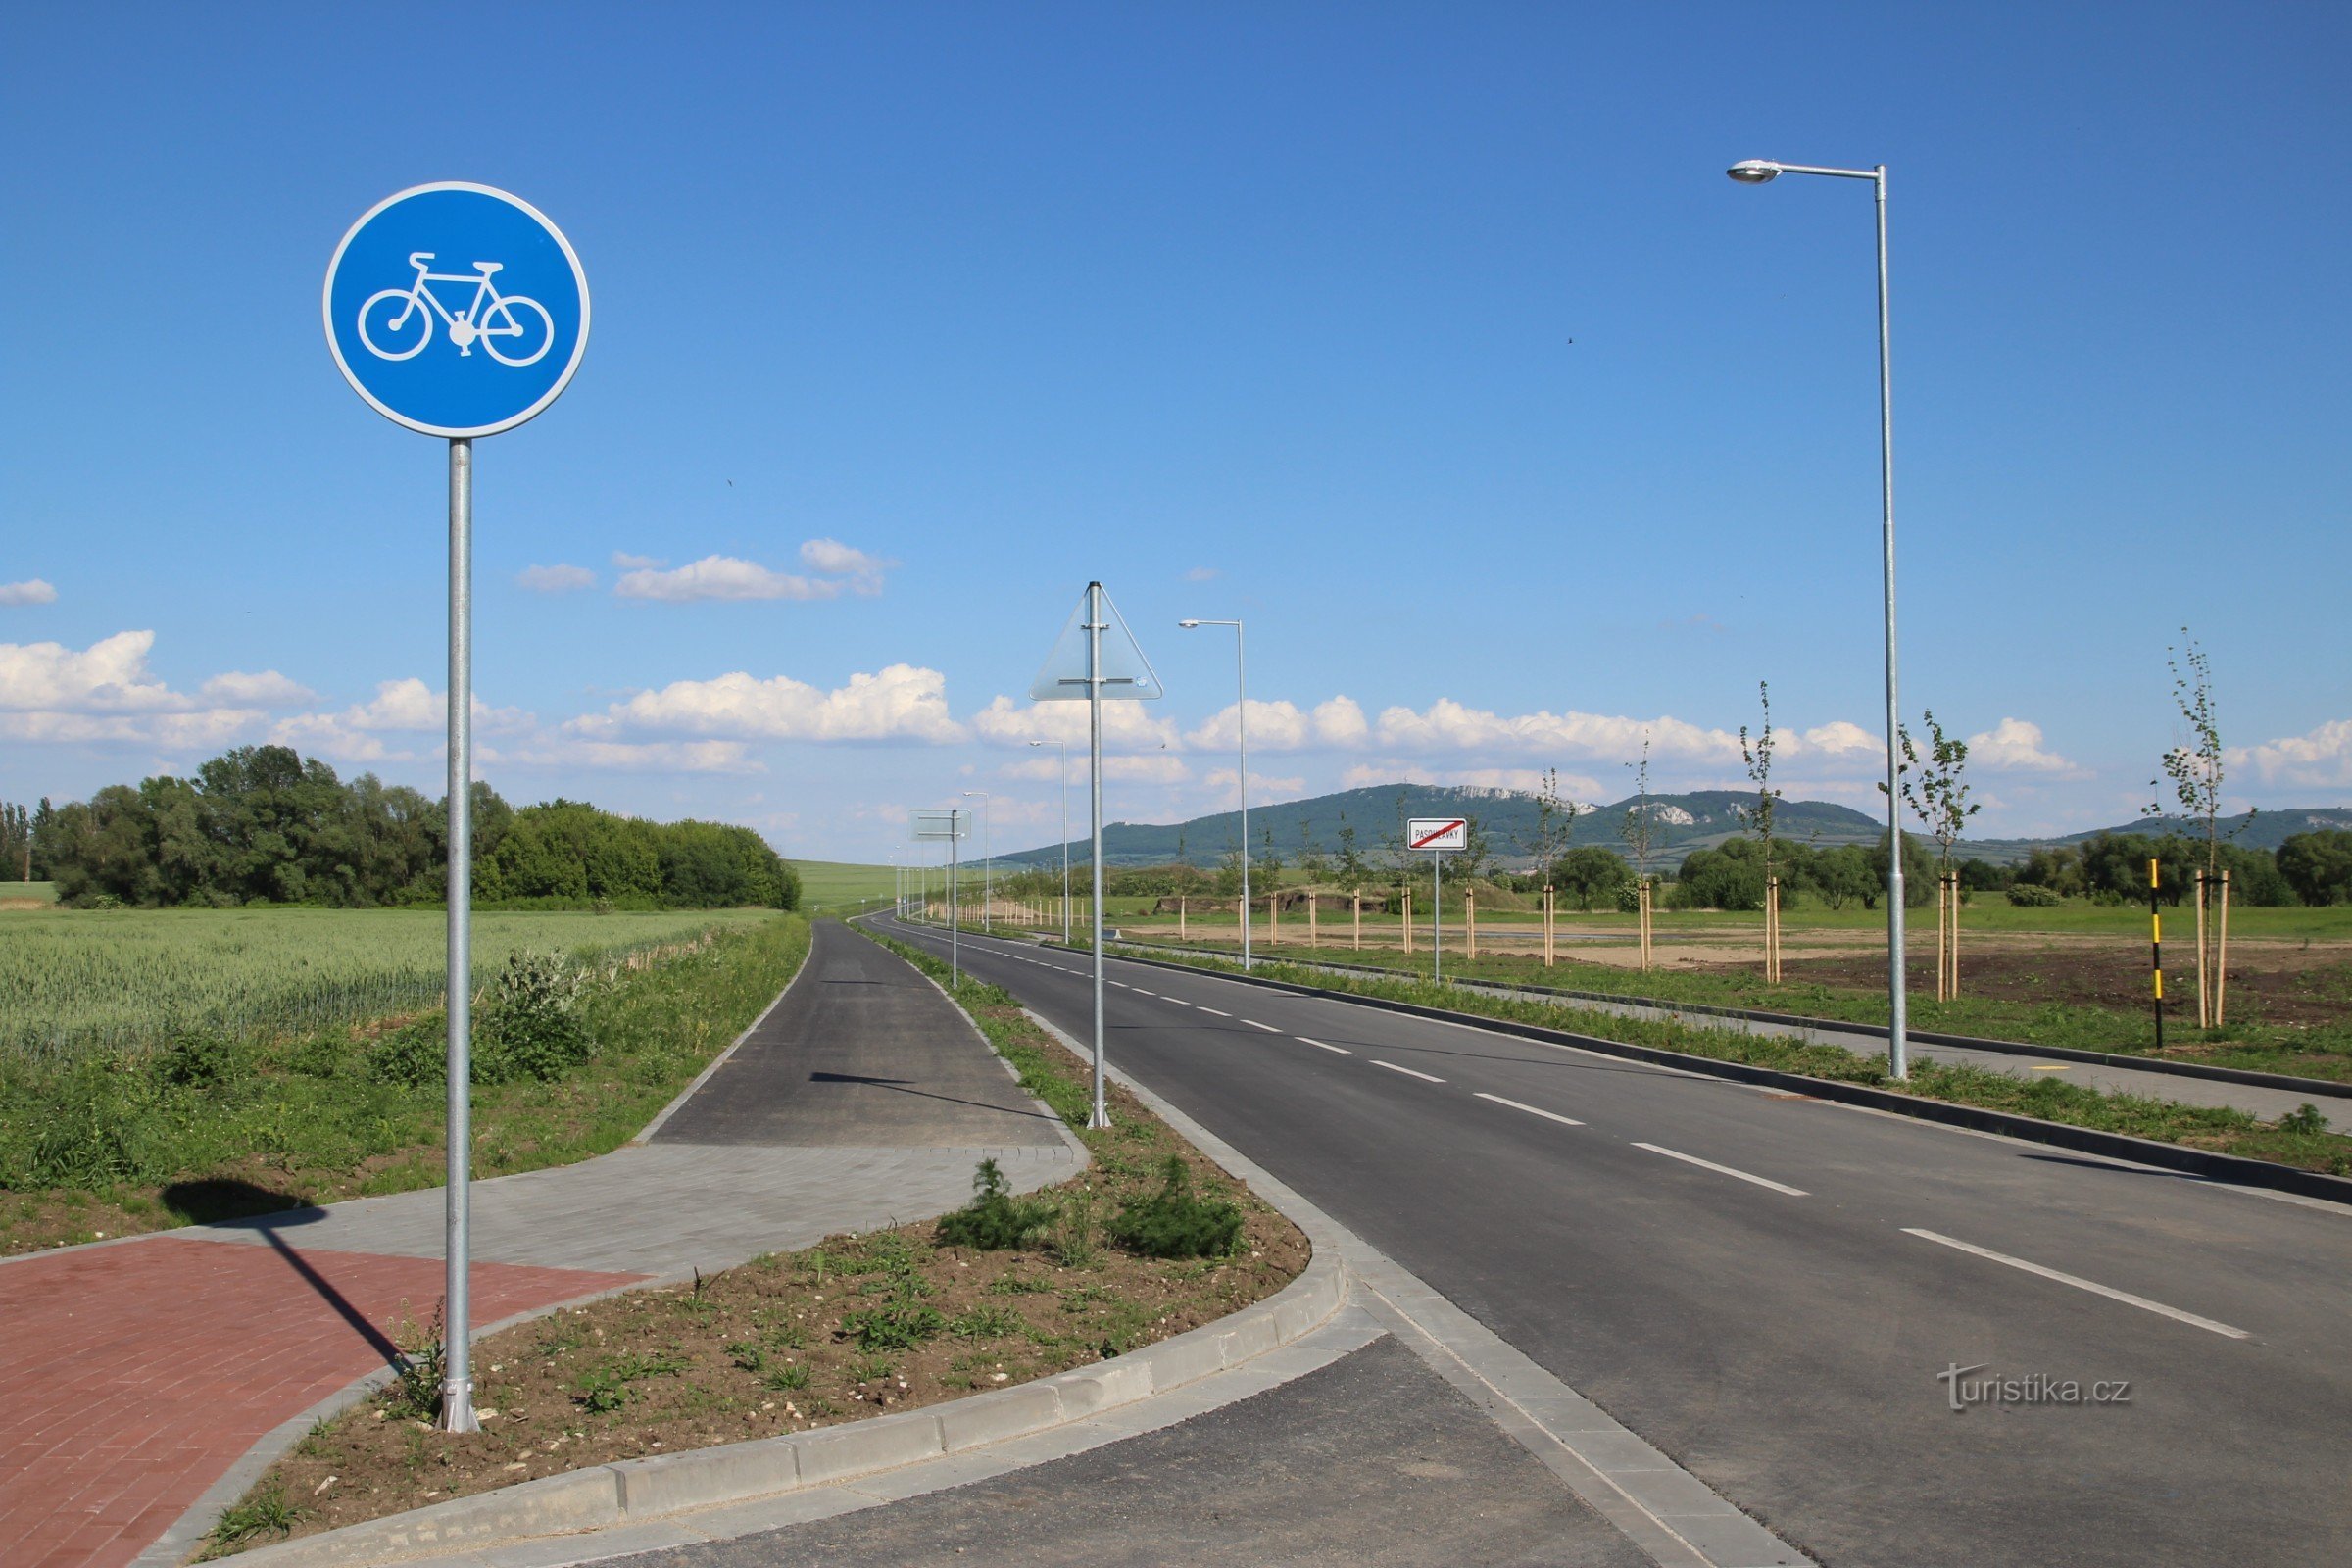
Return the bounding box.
[2232,717,2352,789]
[612,551,664,569]
[798,538,896,591]
[0,708,259,749]
[517,564,597,593]
[1097,755,1192,784]
[200,670,316,708]
[1966,717,2081,775]
[270,679,532,763]
[0,579,58,607]
[1187,697,1369,752]
[495,737,760,774]
[0,629,186,711]
[612,539,897,603]
[967,695,1182,751]
[615,555,843,603]
[1182,566,1220,582]
[0,630,324,751]
[1797,721,1879,757]
[571,664,963,744]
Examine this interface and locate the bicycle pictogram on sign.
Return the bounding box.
[358,253,554,366]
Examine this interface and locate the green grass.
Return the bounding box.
[0,906,773,1066]
[1121,948,2352,1177]
[0,880,58,904]
[0,915,810,1250]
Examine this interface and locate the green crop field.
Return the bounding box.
[0,881,58,905]
[0,906,775,1065]
[787,859,901,909]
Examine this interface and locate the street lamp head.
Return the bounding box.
[1177,619,1200,628]
[1727,159,1783,184]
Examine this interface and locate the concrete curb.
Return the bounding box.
[1099,935,2352,1102]
[1089,943,2352,1207]
[213,932,1345,1568]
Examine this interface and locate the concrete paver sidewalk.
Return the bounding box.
[0,922,1077,1568]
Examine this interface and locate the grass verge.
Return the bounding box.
[1108,945,2352,1178]
[207,927,1306,1554]
[0,916,810,1255]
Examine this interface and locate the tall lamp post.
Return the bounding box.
[961,790,993,932]
[1727,156,1909,1078]
[1178,617,1250,970]
[1030,737,1072,943]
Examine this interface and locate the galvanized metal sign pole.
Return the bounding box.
[1408,819,1468,986]
[1031,582,1162,1131]
[325,184,589,1434]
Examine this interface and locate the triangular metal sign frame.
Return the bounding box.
[1028,584,1163,702]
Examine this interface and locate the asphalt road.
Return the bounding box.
[623,1337,1651,1568]
[871,914,2352,1567]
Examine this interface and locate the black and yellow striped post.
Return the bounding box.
[2149,858,2165,1050]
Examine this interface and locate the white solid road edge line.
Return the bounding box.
[1900,1228,2253,1340]
[1372,1059,1446,1084]
[1296,1037,1351,1054]
[1475,1093,1586,1128]
[1632,1142,1808,1197]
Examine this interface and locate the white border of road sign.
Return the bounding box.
[322,182,593,439]
[1408,817,1467,852]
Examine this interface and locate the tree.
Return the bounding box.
[1532,768,1581,878]
[2277,830,2352,907]
[1898,712,1980,878]
[1552,846,1625,911]
[1295,818,1330,880]
[1865,829,1937,908]
[0,802,30,881]
[1814,845,1877,909]
[2151,629,2246,882]
[1619,738,1658,879]
[1335,815,1368,889]
[1256,824,1286,881]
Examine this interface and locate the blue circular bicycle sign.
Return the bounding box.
[323,183,589,438]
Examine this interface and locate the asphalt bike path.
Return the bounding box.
[0,923,1076,1568]
[874,914,2352,1566]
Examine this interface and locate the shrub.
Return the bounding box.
[474,950,592,1083]
[157,1031,236,1089]
[1108,1154,1243,1259]
[2006,884,2061,907]
[934,1157,1055,1250]
[367,1016,446,1087]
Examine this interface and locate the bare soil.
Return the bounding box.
[1783,944,2352,1031]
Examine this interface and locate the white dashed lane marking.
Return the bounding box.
[1244,1020,1282,1033]
[1371,1060,1446,1084]
[1475,1093,1585,1128]
[1633,1143,1807,1198]
[1902,1229,2251,1340]
[1296,1037,1350,1054]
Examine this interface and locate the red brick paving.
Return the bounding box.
[0,1235,645,1568]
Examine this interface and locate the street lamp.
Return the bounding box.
[1727,155,1910,1078]
[1029,738,1072,943]
[961,790,992,932]
[1178,617,1250,971]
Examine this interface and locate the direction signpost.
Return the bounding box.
[324,183,588,1435]
[1032,584,1162,1129]
[1408,817,1467,983]
[911,809,969,988]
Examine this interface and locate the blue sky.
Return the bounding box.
[4,2,2347,861]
